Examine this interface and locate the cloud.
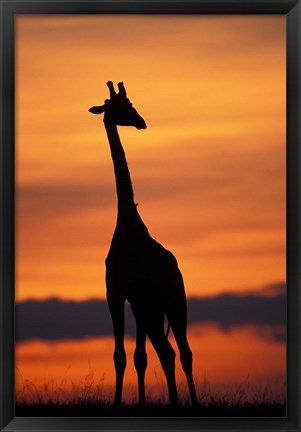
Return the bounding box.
[17,16,285,62]
[17,180,114,220]
[17,131,285,227]
[16,282,286,343]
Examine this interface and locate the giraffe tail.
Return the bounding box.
[166,321,171,338]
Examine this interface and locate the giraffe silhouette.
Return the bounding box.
[89,81,198,408]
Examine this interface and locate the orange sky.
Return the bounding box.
[15,15,286,301]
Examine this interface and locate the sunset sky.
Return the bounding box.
[15,15,287,407]
[15,15,286,301]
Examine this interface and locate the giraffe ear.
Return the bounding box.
[89,105,105,115]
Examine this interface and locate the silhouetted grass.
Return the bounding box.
[15,373,286,417]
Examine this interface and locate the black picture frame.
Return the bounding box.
[1,0,300,431]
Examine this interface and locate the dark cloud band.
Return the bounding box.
[16,283,286,343]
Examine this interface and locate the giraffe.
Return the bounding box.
[89,81,198,408]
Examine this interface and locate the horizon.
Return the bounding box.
[15,285,286,343]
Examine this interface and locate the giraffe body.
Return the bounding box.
[106,214,183,305]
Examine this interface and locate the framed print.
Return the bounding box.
[1,1,300,431]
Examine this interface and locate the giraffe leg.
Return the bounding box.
[167,304,198,406]
[147,328,179,407]
[131,301,179,407]
[174,331,198,406]
[107,297,126,407]
[133,321,147,408]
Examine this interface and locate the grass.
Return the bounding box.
[15,372,286,417]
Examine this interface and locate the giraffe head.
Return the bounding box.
[89,81,147,130]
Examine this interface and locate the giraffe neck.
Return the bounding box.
[105,122,136,216]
